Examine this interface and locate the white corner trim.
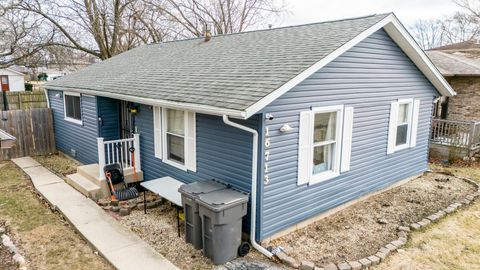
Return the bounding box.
[243,13,456,119]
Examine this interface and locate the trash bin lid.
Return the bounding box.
[178,180,226,196]
[197,188,249,211]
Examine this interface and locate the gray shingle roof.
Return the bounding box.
[46,14,390,112]
[426,50,480,76]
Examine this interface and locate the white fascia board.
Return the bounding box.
[244,13,456,119]
[383,16,456,98]
[46,86,246,119]
[5,68,25,76]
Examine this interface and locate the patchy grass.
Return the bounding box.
[34,153,80,176]
[0,161,112,270]
[375,162,480,270]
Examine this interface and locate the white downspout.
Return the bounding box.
[222,115,273,259]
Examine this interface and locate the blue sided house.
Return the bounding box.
[45,13,455,246]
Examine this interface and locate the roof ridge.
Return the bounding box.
[146,13,392,46]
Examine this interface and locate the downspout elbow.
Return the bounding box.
[222,115,273,259]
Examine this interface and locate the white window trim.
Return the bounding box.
[161,107,188,171]
[63,91,83,125]
[309,105,344,185]
[393,98,414,152]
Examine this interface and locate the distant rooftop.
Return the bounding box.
[427,39,480,76]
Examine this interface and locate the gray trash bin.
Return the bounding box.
[178,180,226,249]
[197,188,249,264]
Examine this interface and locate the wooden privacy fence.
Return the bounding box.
[0,108,56,160]
[431,119,480,156]
[0,91,48,110]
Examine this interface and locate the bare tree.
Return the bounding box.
[1,0,285,68]
[411,19,445,50]
[146,0,285,38]
[411,11,480,50]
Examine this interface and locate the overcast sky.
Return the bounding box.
[279,0,462,28]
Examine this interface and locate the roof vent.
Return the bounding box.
[204,24,212,42]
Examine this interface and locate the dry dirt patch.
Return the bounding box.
[119,200,284,270]
[267,172,476,266]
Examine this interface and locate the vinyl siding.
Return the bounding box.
[48,90,99,164]
[259,29,439,239]
[97,97,120,140]
[135,105,261,231]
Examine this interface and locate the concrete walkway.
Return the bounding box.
[12,157,178,270]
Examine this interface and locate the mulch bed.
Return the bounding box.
[265,171,476,266]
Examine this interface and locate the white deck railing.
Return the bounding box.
[431,119,480,154]
[97,134,141,179]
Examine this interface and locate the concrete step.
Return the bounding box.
[66,173,103,200]
[77,163,144,199]
[78,164,144,185]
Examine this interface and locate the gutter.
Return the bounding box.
[45,86,246,119]
[222,115,273,259]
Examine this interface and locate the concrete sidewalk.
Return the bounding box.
[12,157,178,270]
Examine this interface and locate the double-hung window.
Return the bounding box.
[312,110,339,177]
[63,92,82,124]
[165,109,185,165]
[387,98,421,154]
[153,107,196,171]
[298,105,354,186]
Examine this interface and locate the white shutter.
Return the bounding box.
[185,111,197,172]
[297,111,313,185]
[410,99,421,148]
[341,107,354,172]
[387,101,399,155]
[153,107,162,159]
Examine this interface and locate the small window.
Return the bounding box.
[313,112,337,175]
[153,106,197,171]
[396,102,411,146]
[387,98,420,154]
[165,109,185,165]
[64,92,82,124]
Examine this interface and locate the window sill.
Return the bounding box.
[163,158,188,172]
[64,117,83,126]
[309,170,340,185]
[393,143,411,153]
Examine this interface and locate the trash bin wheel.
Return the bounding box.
[238,242,250,257]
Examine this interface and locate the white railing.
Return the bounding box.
[97,133,141,179]
[431,119,480,154]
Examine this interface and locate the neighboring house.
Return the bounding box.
[45,13,455,242]
[426,48,480,121]
[0,68,25,92]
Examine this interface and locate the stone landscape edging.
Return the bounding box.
[1,226,28,270]
[274,175,480,270]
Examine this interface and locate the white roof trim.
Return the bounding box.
[2,68,25,76]
[243,13,456,119]
[46,86,246,119]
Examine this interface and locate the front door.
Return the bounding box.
[120,101,135,139]
[0,76,9,91]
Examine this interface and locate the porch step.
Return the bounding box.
[78,163,144,186]
[66,173,102,200]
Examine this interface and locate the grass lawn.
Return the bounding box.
[375,161,480,270]
[0,161,113,270]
